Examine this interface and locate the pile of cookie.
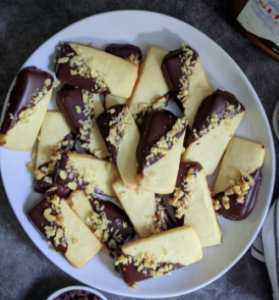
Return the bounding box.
[0,42,265,288]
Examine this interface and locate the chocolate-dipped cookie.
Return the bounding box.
[105,44,142,66]
[182,89,245,175]
[56,85,108,159]
[213,137,265,221]
[54,43,138,98]
[97,105,140,189]
[115,226,202,284]
[0,67,53,151]
[28,195,102,268]
[162,44,212,128]
[169,162,221,247]
[128,46,169,119]
[112,179,177,238]
[136,110,187,194]
[68,190,135,257]
[53,152,119,197]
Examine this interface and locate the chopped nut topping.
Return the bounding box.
[58,57,70,64]
[67,181,77,190]
[59,170,67,180]
[53,81,61,88]
[44,208,56,222]
[214,170,255,211]
[169,168,196,219]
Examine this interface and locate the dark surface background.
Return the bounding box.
[0,0,278,299]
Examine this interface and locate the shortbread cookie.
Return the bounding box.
[0,67,53,151]
[105,94,127,109]
[105,44,142,66]
[54,152,119,196]
[169,162,221,247]
[162,44,212,127]
[68,190,135,257]
[36,111,73,168]
[56,85,108,159]
[97,105,140,189]
[115,226,202,284]
[128,46,169,117]
[55,43,138,98]
[112,179,176,238]
[182,90,245,175]
[28,195,102,268]
[212,137,265,220]
[136,110,187,194]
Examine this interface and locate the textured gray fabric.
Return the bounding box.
[0,0,278,299]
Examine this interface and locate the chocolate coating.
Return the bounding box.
[0,67,53,134]
[89,196,135,257]
[28,195,67,254]
[96,104,126,162]
[161,47,198,111]
[54,290,101,300]
[34,133,76,197]
[105,44,142,62]
[56,85,90,142]
[155,195,178,230]
[117,253,184,284]
[214,168,262,221]
[54,43,110,94]
[172,162,203,226]
[186,89,245,147]
[136,110,186,174]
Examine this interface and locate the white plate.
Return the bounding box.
[0,10,276,299]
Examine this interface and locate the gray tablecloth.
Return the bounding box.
[0,0,278,299]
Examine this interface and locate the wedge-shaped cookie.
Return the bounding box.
[162,44,212,128]
[112,179,176,238]
[34,111,75,194]
[36,111,72,168]
[115,226,202,284]
[128,46,169,117]
[97,105,140,189]
[0,67,53,151]
[55,43,138,98]
[56,85,108,159]
[212,137,265,220]
[182,90,245,175]
[169,162,221,247]
[28,195,102,268]
[136,110,187,194]
[105,44,142,66]
[54,152,119,196]
[68,190,135,257]
[105,94,127,109]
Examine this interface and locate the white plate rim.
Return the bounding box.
[0,10,276,298]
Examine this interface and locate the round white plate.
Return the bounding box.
[0,10,276,299]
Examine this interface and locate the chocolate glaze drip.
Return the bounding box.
[105,44,142,62]
[116,252,184,284]
[171,162,203,226]
[214,168,262,221]
[96,104,126,162]
[136,110,186,174]
[155,195,177,230]
[186,89,245,147]
[161,47,198,112]
[54,43,110,94]
[89,196,135,257]
[56,85,92,142]
[28,195,67,254]
[34,133,76,196]
[54,290,101,300]
[0,67,53,134]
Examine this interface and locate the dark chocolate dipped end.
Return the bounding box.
[54,290,101,300]
[105,44,142,62]
[213,168,262,221]
[88,196,135,257]
[0,67,53,134]
[185,89,245,147]
[96,104,126,162]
